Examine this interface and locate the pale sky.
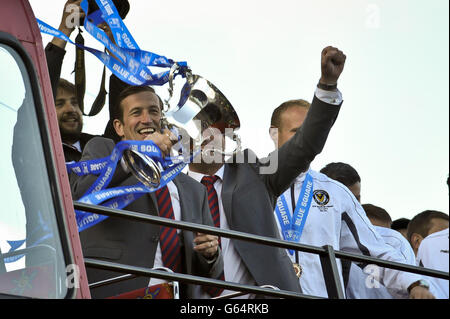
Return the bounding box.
[29,0,449,222]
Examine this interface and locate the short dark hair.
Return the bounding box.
[362,204,392,226]
[57,78,76,95]
[271,99,310,128]
[391,218,410,231]
[320,162,361,187]
[406,210,449,243]
[114,85,162,122]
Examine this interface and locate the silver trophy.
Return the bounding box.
[164,64,242,158]
[123,64,242,188]
[122,148,162,188]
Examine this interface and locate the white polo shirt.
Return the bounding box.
[417,228,449,299]
[189,166,256,299]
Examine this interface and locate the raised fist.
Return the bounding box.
[320,46,346,85]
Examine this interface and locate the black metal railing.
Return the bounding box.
[74,201,450,299]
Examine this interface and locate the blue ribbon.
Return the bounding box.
[275,172,314,256]
[37,0,188,86]
[68,140,195,232]
[3,240,26,264]
[91,0,140,50]
[3,211,55,264]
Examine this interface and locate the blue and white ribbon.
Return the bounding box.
[37,0,188,86]
[275,172,314,256]
[67,140,195,232]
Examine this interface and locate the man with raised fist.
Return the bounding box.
[270,47,435,300]
[186,46,346,298]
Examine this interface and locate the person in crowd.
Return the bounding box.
[320,162,361,202]
[269,99,435,299]
[54,78,94,162]
[391,218,410,239]
[70,85,224,298]
[407,210,449,256]
[363,203,392,228]
[319,161,365,293]
[407,210,449,299]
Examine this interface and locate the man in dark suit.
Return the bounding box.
[187,46,346,297]
[70,85,224,299]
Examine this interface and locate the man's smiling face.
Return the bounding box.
[114,91,162,141]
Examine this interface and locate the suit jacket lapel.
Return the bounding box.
[172,175,195,276]
[222,163,237,227]
[123,174,158,217]
[173,175,192,223]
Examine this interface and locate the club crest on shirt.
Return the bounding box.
[312,190,333,212]
[313,190,329,205]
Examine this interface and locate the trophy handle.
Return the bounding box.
[164,63,193,112]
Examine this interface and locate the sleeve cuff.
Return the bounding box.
[205,248,220,264]
[45,42,67,56]
[315,87,343,105]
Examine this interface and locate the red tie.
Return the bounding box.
[155,186,182,274]
[201,176,221,229]
[201,175,225,297]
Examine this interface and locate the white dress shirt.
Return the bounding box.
[188,166,256,299]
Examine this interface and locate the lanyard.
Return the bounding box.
[37,0,188,87]
[66,140,195,232]
[275,172,314,256]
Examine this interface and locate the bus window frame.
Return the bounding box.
[0,31,77,299]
